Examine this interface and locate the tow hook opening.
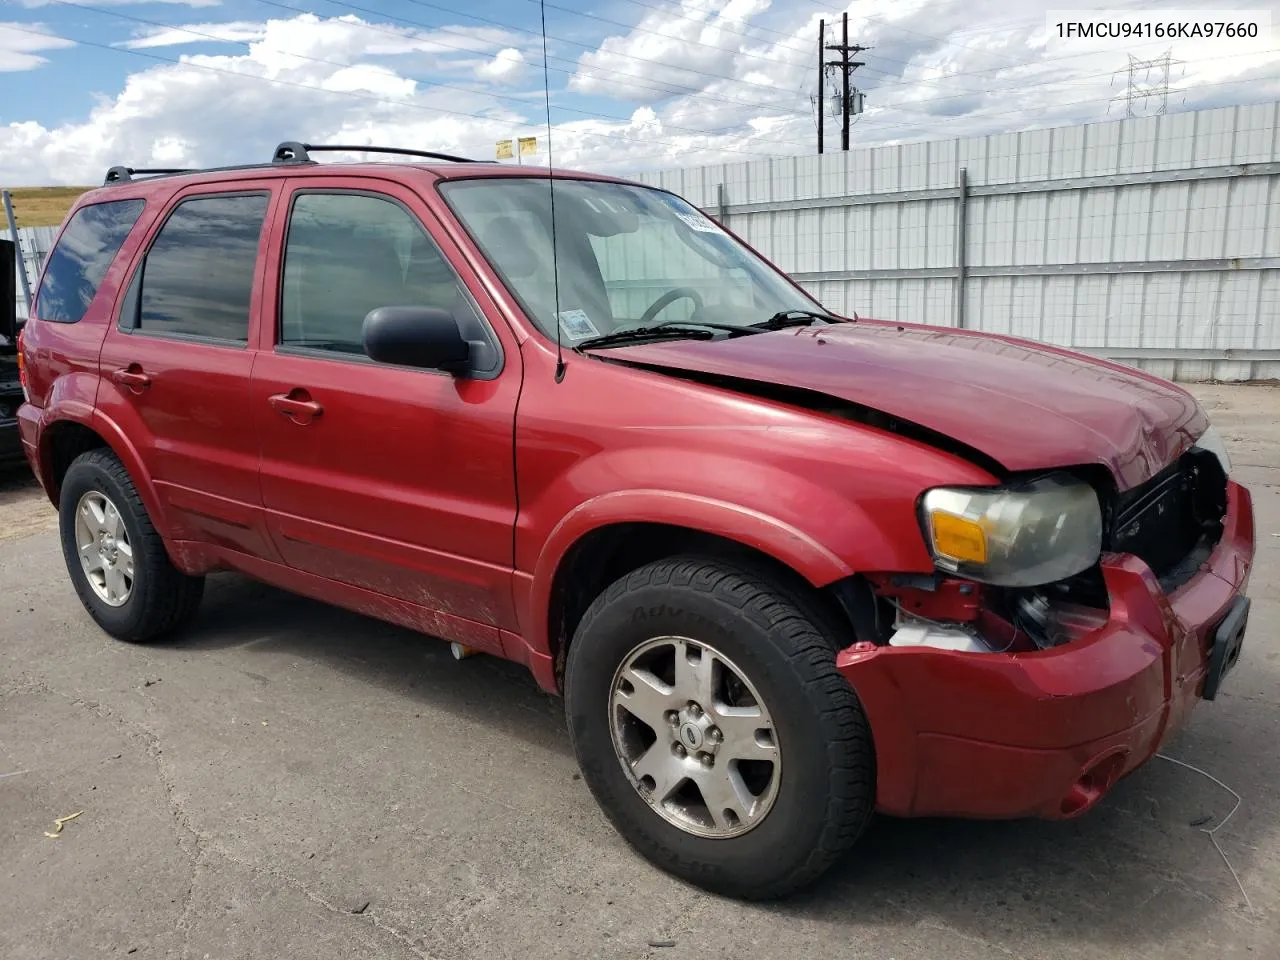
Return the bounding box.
[1060,752,1128,817]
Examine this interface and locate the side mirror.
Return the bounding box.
[362,306,470,374]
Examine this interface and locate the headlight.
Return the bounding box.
[919,473,1102,587]
[1195,424,1231,475]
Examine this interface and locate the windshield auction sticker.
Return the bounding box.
[1046,10,1272,51]
[558,309,600,341]
[675,211,721,234]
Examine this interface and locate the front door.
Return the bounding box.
[97,184,281,559]
[252,179,521,649]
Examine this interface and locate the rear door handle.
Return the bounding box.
[268,390,324,424]
[111,365,151,392]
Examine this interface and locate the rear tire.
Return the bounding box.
[59,449,204,642]
[565,556,875,899]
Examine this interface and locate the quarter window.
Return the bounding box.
[280,192,482,357]
[133,193,269,342]
[35,199,145,323]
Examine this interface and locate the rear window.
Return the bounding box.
[34,199,145,323]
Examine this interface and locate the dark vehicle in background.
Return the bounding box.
[1,239,26,466]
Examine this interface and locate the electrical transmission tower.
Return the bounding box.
[816,12,868,153]
[1116,48,1181,117]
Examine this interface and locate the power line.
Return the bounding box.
[90,0,1269,140]
[45,0,789,142]
[585,70,1280,175]
[15,4,1280,165]
[278,0,800,111]
[257,0,1276,132]
[821,46,1280,128]
[386,0,816,97]
[9,15,1279,180]
[0,23,796,164]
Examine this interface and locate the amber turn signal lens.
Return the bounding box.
[930,512,988,564]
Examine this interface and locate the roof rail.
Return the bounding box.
[104,166,193,185]
[271,142,484,165]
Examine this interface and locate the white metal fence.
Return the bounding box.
[10,101,1279,379]
[8,225,54,325]
[637,101,1280,382]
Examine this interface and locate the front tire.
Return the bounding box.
[59,449,204,642]
[565,556,875,899]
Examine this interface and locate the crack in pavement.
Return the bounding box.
[6,671,440,960]
[199,844,443,960]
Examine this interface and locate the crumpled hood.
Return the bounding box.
[595,321,1207,490]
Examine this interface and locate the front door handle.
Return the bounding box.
[111,365,152,393]
[268,390,324,425]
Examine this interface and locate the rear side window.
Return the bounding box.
[35,199,145,323]
[131,193,269,343]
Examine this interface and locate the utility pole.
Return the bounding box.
[823,12,868,151]
[817,18,824,154]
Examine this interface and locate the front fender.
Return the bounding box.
[518,469,930,677]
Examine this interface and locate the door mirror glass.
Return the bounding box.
[363,306,471,373]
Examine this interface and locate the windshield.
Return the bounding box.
[439,178,823,344]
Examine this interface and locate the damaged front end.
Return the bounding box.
[848,440,1232,657]
[830,440,1252,822]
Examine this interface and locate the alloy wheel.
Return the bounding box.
[73,490,134,607]
[609,635,781,839]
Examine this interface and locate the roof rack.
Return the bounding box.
[101,142,488,189]
[272,142,484,165]
[104,166,194,185]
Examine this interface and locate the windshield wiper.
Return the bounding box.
[749,309,841,330]
[651,318,763,335]
[573,324,719,351]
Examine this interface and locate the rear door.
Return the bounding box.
[251,177,521,648]
[97,182,281,558]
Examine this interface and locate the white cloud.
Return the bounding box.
[120,22,267,50]
[477,47,526,81]
[0,15,536,185]
[1,2,1278,186]
[0,21,73,72]
[570,0,773,100]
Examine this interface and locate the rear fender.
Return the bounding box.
[37,398,173,547]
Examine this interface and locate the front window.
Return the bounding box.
[439,178,820,343]
[278,191,491,370]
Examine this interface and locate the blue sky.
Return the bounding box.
[2,0,1279,184]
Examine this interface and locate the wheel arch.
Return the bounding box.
[38,409,168,534]
[530,491,898,692]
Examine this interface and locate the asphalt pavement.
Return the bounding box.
[2,383,1279,960]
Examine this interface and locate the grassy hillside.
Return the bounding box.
[4,186,91,228]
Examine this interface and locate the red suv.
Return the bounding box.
[15,143,1254,899]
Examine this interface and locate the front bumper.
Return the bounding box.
[838,479,1255,820]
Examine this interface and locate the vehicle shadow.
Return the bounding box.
[167,572,1270,952]
[166,571,571,759]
